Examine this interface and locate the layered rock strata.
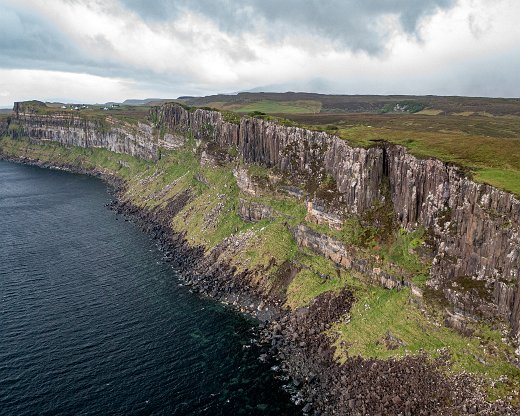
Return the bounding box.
[238,198,275,222]
[12,103,158,160]
[292,224,410,291]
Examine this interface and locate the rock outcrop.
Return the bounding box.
[11,103,159,160]
[233,166,260,196]
[305,200,344,230]
[238,198,275,222]
[292,224,409,290]
[0,116,9,136]
[386,146,520,335]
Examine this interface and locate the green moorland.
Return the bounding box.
[15,100,152,126]
[205,99,322,114]
[1,132,518,403]
[179,93,520,197]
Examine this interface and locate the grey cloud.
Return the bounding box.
[0,3,185,84]
[248,47,520,98]
[0,3,130,77]
[120,0,459,53]
[0,0,459,79]
[468,13,492,39]
[0,6,85,66]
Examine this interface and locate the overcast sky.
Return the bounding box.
[0,0,519,107]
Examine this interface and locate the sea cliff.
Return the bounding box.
[1,100,519,415]
[149,103,520,339]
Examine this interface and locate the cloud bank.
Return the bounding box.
[0,0,518,106]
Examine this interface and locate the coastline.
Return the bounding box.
[1,153,516,415]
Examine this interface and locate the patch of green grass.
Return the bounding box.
[243,220,299,271]
[247,163,271,179]
[171,163,249,249]
[338,216,379,248]
[306,208,388,251]
[286,269,345,309]
[240,192,307,225]
[376,227,430,283]
[286,250,359,309]
[221,111,241,124]
[125,151,199,209]
[474,168,520,196]
[231,100,321,114]
[263,197,307,223]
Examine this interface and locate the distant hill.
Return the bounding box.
[122,98,176,106]
[177,92,520,116]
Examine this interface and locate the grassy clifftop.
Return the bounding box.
[13,97,520,196]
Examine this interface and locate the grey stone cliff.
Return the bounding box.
[12,103,158,160]
[153,104,520,339]
[8,102,520,339]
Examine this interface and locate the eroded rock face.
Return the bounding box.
[292,224,409,291]
[238,198,275,222]
[161,133,185,149]
[305,200,343,230]
[157,104,384,213]
[233,166,259,196]
[386,146,520,337]
[155,104,520,339]
[11,108,159,160]
[0,117,9,136]
[293,224,355,269]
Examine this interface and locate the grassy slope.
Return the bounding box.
[178,99,321,115]
[229,100,321,114]
[332,286,520,401]
[16,100,151,126]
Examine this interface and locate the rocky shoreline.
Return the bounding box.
[105,191,520,415]
[1,154,517,415]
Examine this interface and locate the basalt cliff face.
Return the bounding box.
[386,147,520,333]
[7,102,520,340]
[149,104,520,340]
[11,103,159,160]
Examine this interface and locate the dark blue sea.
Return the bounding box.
[0,160,299,415]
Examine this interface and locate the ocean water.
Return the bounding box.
[0,160,299,416]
